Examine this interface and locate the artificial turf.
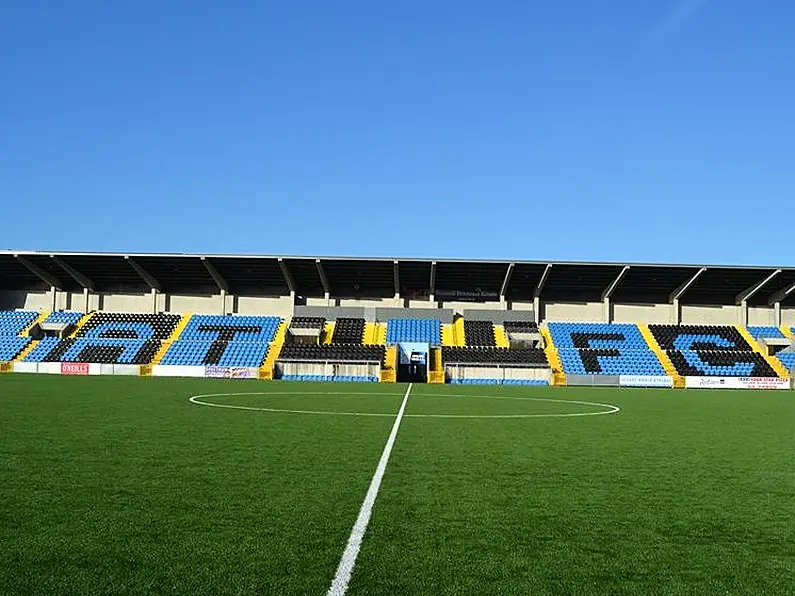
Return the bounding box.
[1,374,793,595]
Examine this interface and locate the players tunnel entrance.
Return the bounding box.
[396,342,429,383]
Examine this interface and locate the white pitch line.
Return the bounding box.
[326,382,413,596]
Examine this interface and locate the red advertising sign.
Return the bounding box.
[61,362,90,376]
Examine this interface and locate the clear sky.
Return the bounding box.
[1,1,793,266]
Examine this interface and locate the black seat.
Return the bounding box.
[332,318,365,344]
[504,321,539,333]
[442,347,548,365]
[463,320,496,347]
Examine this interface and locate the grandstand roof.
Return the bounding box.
[1,251,794,307]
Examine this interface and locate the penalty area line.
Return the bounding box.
[326,382,413,596]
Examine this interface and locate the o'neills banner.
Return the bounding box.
[685,376,790,390]
[61,362,90,376]
[204,366,258,379]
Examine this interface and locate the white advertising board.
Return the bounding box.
[685,376,790,390]
[151,365,205,378]
[619,375,674,388]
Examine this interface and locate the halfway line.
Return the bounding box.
[326,382,413,596]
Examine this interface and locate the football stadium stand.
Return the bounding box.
[161,315,280,367]
[547,322,667,376]
[0,251,793,387]
[0,310,36,361]
[648,325,780,377]
[386,318,441,345]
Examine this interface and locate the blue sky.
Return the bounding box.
[1,1,793,265]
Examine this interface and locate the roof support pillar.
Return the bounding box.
[601,266,629,324]
[278,258,297,296]
[736,270,781,305]
[126,256,161,292]
[602,266,630,302]
[393,260,400,302]
[201,257,229,293]
[534,264,551,299]
[429,261,437,303]
[768,281,795,306]
[51,256,94,291]
[500,263,514,305]
[669,267,706,304]
[315,259,330,301]
[773,301,781,327]
[16,255,63,290]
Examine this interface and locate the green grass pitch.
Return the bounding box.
[1,374,793,595]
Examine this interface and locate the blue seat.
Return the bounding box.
[386,319,441,345]
[547,322,665,376]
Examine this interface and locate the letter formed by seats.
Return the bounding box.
[159,315,279,368]
[30,314,181,365]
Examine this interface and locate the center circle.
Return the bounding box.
[188,391,620,419]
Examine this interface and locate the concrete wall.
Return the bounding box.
[612,303,672,324]
[337,297,401,308]
[680,304,740,325]
[405,299,437,309]
[3,288,794,328]
[305,296,332,307]
[99,293,155,313]
[543,301,604,322]
[440,301,538,316]
[747,306,777,326]
[505,301,535,311]
[236,295,294,318]
[167,294,223,314]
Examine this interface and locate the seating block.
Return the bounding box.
[547,323,666,376]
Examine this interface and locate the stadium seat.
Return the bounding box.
[0,310,37,336]
[747,326,785,339]
[547,322,666,376]
[463,320,496,347]
[26,313,183,365]
[289,317,325,331]
[44,311,85,325]
[503,321,538,333]
[281,374,379,383]
[0,310,37,361]
[442,346,547,365]
[160,314,282,367]
[776,352,795,371]
[331,318,365,344]
[449,378,549,386]
[386,319,441,345]
[279,344,385,363]
[649,325,776,377]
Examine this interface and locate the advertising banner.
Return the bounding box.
[11,362,38,374]
[685,376,790,390]
[151,365,205,378]
[204,366,258,379]
[619,375,674,388]
[61,362,90,376]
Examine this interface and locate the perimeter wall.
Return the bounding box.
[0,289,793,326]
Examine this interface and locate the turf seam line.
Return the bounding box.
[325,382,413,596]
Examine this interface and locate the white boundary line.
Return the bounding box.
[187,391,621,419]
[326,382,413,596]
